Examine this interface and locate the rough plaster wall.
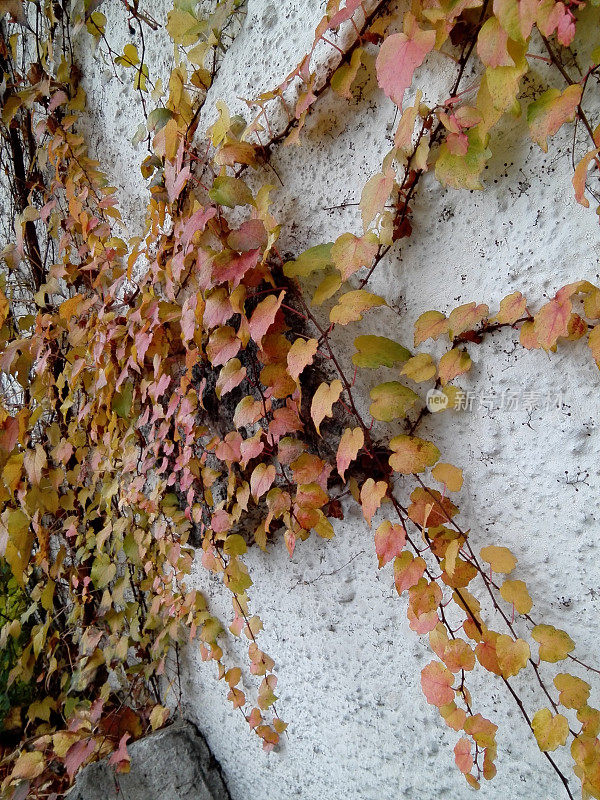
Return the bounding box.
[75,2,600,799]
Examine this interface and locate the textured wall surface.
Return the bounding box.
[75,2,600,799]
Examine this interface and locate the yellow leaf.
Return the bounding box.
[532,708,569,751]
[431,463,463,492]
[532,624,575,663]
[311,380,342,435]
[336,427,364,481]
[329,290,386,325]
[553,673,590,710]
[401,352,436,382]
[495,634,530,677]
[499,579,532,614]
[480,545,517,574]
[11,750,45,780]
[438,348,471,386]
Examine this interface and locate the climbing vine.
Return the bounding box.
[0,0,599,797]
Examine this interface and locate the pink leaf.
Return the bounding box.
[108,733,131,773]
[248,291,285,347]
[375,22,435,108]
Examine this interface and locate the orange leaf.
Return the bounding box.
[394,551,426,593]
[248,291,284,347]
[388,434,440,474]
[421,660,455,707]
[454,737,473,774]
[431,462,463,492]
[374,519,406,567]
[573,148,600,208]
[310,379,342,435]
[336,426,364,481]
[360,478,387,525]
[495,634,530,677]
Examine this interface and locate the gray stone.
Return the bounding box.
[67,719,230,800]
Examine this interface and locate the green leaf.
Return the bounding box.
[112,383,133,418]
[435,127,492,190]
[209,176,254,208]
[224,534,247,556]
[369,382,419,421]
[283,243,333,278]
[91,554,117,589]
[352,335,411,368]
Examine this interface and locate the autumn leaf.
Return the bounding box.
[108,733,131,773]
[438,348,471,386]
[360,167,395,229]
[374,519,406,567]
[476,17,513,68]
[311,379,342,435]
[435,128,491,190]
[588,323,600,368]
[250,463,276,501]
[312,273,342,306]
[532,708,569,751]
[360,478,387,525]
[331,232,379,280]
[401,352,436,382]
[248,291,284,347]
[533,292,572,350]
[10,750,45,781]
[331,47,364,99]
[369,382,419,421]
[336,427,364,481]
[431,463,463,492]
[23,443,46,486]
[284,243,333,278]
[375,18,435,108]
[454,738,473,775]
[573,148,600,208]
[394,551,426,593]
[414,310,448,346]
[499,579,532,614]
[553,673,590,710]
[407,487,457,528]
[493,291,528,324]
[447,302,489,337]
[388,434,440,474]
[421,661,455,707]
[352,335,411,368]
[329,290,386,325]
[495,634,530,678]
[209,175,254,208]
[532,624,575,663]
[527,85,581,153]
[216,358,246,398]
[480,545,516,574]
[287,337,318,382]
[463,713,497,748]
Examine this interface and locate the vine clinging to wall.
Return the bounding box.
[0,0,599,798]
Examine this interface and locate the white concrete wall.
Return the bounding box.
[76,2,600,798]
